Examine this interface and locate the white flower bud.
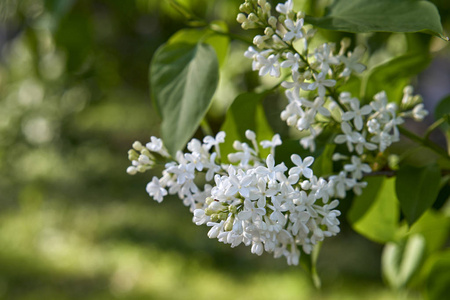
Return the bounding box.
[137,165,147,173]
[132,141,144,151]
[268,16,277,28]
[248,13,259,22]
[242,21,252,30]
[264,27,274,36]
[403,85,414,95]
[210,214,219,222]
[236,13,247,23]
[224,219,234,231]
[301,180,311,190]
[303,70,312,80]
[126,166,137,175]
[239,3,252,14]
[245,130,256,140]
[205,197,214,205]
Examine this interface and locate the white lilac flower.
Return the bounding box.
[306,72,336,98]
[354,132,377,155]
[329,171,356,198]
[301,97,331,117]
[203,131,225,151]
[228,141,257,165]
[313,43,339,73]
[260,133,282,156]
[257,54,281,77]
[283,18,304,42]
[341,99,372,130]
[280,52,304,72]
[276,0,294,15]
[146,176,168,203]
[281,91,304,126]
[250,177,278,208]
[300,134,317,152]
[344,156,372,179]
[146,136,170,157]
[371,130,395,152]
[339,45,366,77]
[238,199,266,223]
[226,166,254,198]
[255,154,288,183]
[289,154,314,179]
[412,103,428,121]
[281,71,308,95]
[334,122,359,152]
[367,119,380,134]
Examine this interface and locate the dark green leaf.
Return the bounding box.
[311,144,335,177]
[150,42,219,155]
[395,163,441,225]
[220,92,273,162]
[348,177,399,243]
[305,0,447,40]
[362,53,431,102]
[434,95,450,153]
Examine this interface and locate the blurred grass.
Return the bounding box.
[0,191,419,300]
[2,0,447,299]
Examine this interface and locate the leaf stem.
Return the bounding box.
[424,117,446,140]
[398,126,450,160]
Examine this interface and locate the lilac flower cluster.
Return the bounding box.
[128,132,340,265]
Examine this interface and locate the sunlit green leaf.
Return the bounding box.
[395,163,441,226]
[150,42,219,155]
[408,210,450,256]
[423,251,450,300]
[220,92,273,162]
[348,177,399,243]
[305,0,447,40]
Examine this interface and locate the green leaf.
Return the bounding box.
[45,0,76,25]
[408,210,450,256]
[299,243,322,289]
[348,177,383,223]
[305,0,447,40]
[220,92,273,162]
[311,144,335,177]
[168,22,229,67]
[348,177,399,243]
[150,42,219,155]
[423,251,450,300]
[382,234,426,289]
[395,163,441,226]
[362,53,431,102]
[434,95,450,153]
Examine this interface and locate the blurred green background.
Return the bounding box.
[1,0,449,299]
